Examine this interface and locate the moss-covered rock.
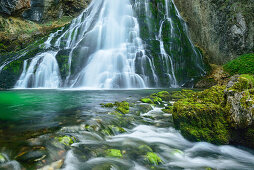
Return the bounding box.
[101,103,114,108]
[145,152,162,165]
[173,99,230,144]
[157,91,170,101]
[115,101,129,114]
[106,149,122,158]
[172,75,254,147]
[140,98,153,104]
[56,135,76,146]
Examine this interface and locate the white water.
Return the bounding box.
[61,106,254,170]
[15,51,60,88]
[15,0,158,89]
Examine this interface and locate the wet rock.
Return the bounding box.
[38,159,63,170]
[23,0,91,22]
[0,160,21,170]
[225,76,254,128]
[137,104,153,113]
[0,153,7,164]
[55,135,76,146]
[106,149,123,158]
[16,150,47,162]
[145,152,162,165]
[0,0,30,15]
[174,0,254,64]
[115,101,129,114]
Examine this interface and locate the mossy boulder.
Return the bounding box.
[225,75,254,129]
[56,135,76,146]
[145,152,162,165]
[115,101,129,114]
[173,100,230,144]
[140,98,154,104]
[157,91,170,101]
[172,75,254,148]
[101,103,114,108]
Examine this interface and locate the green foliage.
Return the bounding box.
[223,53,254,75]
[106,149,122,158]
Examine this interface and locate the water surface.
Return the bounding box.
[0,89,254,170]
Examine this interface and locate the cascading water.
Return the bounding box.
[133,0,205,87]
[10,0,205,89]
[14,0,158,89]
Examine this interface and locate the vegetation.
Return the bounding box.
[145,152,163,165]
[223,53,254,75]
[172,74,254,147]
[106,149,123,158]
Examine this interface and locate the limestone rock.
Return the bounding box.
[0,0,31,15]
[174,0,254,64]
[225,76,254,128]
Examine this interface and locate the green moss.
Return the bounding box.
[56,135,76,146]
[171,89,195,100]
[172,86,230,145]
[157,91,170,101]
[241,74,254,86]
[230,77,252,91]
[115,101,129,114]
[106,149,122,158]
[109,125,126,133]
[145,152,162,165]
[173,101,229,144]
[153,97,162,104]
[162,105,173,113]
[141,98,154,104]
[223,53,254,75]
[138,145,153,153]
[0,153,5,163]
[101,103,114,108]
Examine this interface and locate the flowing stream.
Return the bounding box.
[0,90,254,169]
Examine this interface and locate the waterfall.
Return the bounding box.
[15,51,60,88]
[12,0,205,89]
[15,0,157,89]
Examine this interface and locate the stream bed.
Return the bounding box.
[0,89,254,170]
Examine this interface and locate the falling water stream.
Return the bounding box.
[9,0,205,89]
[14,0,157,89]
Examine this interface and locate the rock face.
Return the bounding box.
[0,0,31,15]
[174,0,254,64]
[23,0,90,22]
[225,76,254,129]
